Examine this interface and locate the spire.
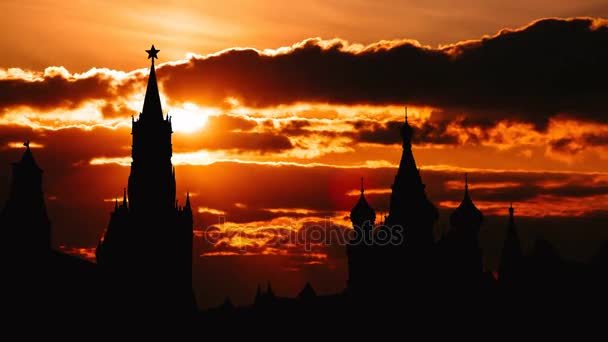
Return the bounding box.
[122,188,127,208]
[499,203,523,279]
[450,173,483,229]
[387,105,437,232]
[185,192,191,209]
[254,284,263,305]
[360,177,364,194]
[141,45,164,121]
[350,177,376,230]
[18,140,41,171]
[267,281,275,298]
[297,282,317,300]
[400,106,413,145]
[462,173,473,202]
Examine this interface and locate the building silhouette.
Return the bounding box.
[346,178,375,296]
[499,203,524,288]
[0,141,51,261]
[345,109,441,303]
[95,45,196,314]
[1,46,607,328]
[440,173,485,290]
[0,143,99,323]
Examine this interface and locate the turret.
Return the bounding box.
[349,178,376,233]
[385,106,438,247]
[499,203,524,285]
[449,173,483,235]
[0,141,51,257]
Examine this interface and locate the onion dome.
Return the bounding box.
[450,173,483,229]
[400,106,413,145]
[350,178,376,229]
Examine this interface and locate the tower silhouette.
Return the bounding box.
[0,141,51,261]
[379,107,438,297]
[385,107,438,247]
[345,108,440,302]
[346,177,375,295]
[96,45,196,314]
[441,173,484,288]
[499,203,524,288]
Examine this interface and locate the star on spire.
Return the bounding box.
[146,45,160,64]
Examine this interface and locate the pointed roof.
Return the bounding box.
[297,282,317,300]
[450,173,483,228]
[350,177,376,226]
[266,281,275,298]
[220,296,234,310]
[16,140,41,172]
[122,188,127,208]
[141,46,164,122]
[386,106,438,227]
[500,203,523,273]
[185,192,191,209]
[400,106,413,145]
[393,107,424,191]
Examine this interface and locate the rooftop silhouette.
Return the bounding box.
[0,45,606,330]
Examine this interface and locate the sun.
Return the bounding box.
[169,103,214,133]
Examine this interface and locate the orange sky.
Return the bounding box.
[1,1,606,71]
[1,3,608,307]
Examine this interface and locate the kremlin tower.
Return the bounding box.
[96,45,196,314]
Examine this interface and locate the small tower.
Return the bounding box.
[444,173,484,283]
[349,177,376,234]
[0,141,51,259]
[96,45,196,313]
[499,203,524,287]
[449,173,483,236]
[347,178,376,295]
[385,106,438,248]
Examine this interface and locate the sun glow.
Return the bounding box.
[168,103,215,133]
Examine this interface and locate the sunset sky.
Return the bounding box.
[1,1,608,307]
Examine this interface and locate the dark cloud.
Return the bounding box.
[2,18,607,139]
[158,18,608,128]
[0,72,123,112]
[349,119,460,145]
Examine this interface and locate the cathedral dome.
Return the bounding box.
[450,174,483,229]
[350,178,376,228]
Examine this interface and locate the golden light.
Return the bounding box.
[169,102,215,133]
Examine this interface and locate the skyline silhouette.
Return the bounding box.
[1,13,608,317]
[1,45,607,322]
